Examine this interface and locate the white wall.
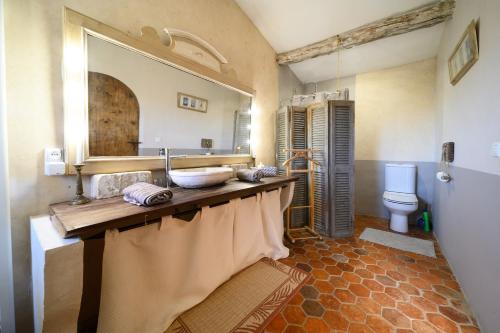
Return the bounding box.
[355,59,437,162]
[0,0,15,331]
[88,36,245,151]
[436,0,500,175]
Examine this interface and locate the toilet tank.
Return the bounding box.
[385,164,417,194]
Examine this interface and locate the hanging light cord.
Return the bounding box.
[336,36,342,95]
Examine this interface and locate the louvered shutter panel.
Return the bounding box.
[309,104,329,235]
[276,107,288,175]
[276,106,309,227]
[289,107,309,228]
[329,101,355,238]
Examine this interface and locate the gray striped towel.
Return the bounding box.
[251,166,278,177]
[236,169,264,183]
[123,182,173,206]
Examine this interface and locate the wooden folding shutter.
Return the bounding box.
[276,106,309,228]
[308,103,329,235]
[276,106,289,175]
[289,107,309,228]
[329,100,355,238]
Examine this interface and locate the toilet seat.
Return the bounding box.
[383,191,417,205]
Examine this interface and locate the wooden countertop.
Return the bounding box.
[49,176,298,239]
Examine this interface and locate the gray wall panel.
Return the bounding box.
[356,161,500,331]
[354,160,436,221]
[433,166,500,332]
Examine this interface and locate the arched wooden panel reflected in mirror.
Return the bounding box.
[88,72,140,157]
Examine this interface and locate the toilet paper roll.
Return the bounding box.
[436,171,451,183]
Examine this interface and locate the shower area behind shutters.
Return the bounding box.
[277,100,355,238]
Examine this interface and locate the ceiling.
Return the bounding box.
[235,0,445,83]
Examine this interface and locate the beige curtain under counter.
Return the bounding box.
[97,188,290,333]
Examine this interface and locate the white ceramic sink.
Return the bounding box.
[169,167,233,188]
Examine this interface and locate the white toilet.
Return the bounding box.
[383,164,418,233]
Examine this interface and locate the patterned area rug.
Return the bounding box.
[360,227,436,257]
[165,258,309,333]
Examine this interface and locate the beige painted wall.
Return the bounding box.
[290,60,435,163]
[4,0,278,330]
[278,59,437,163]
[355,59,437,162]
[278,65,303,104]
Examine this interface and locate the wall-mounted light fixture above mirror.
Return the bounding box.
[62,7,255,174]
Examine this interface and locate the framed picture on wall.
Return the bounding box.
[448,20,479,86]
[177,92,208,113]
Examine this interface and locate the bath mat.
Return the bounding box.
[360,228,436,258]
[165,258,309,333]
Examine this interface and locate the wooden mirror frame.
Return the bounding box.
[62,7,255,174]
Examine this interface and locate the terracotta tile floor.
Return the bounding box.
[265,215,480,333]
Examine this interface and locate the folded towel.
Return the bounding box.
[123,182,173,206]
[251,166,278,177]
[237,169,264,183]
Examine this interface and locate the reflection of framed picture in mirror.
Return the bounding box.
[448,20,479,86]
[177,92,208,113]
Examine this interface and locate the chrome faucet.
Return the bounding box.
[165,148,187,189]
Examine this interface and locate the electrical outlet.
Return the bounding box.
[45,148,63,162]
[44,148,65,176]
[201,138,213,149]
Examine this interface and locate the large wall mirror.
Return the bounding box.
[87,36,252,157]
[63,8,255,174]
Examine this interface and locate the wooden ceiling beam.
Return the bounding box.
[276,0,455,65]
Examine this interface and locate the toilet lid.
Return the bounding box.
[383,191,418,204]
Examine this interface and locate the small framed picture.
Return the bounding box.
[177,92,208,113]
[448,20,479,86]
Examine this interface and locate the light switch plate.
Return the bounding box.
[491,142,500,158]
